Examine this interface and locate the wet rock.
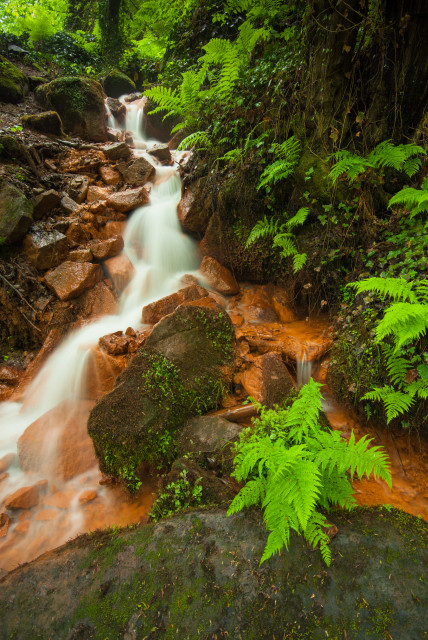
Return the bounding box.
[32,189,61,220]
[177,415,243,473]
[35,509,60,521]
[0,55,29,103]
[103,70,136,99]
[106,97,126,123]
[103,254,135,292]
[270,285,297,323]
[199,256,239,296]
[101,220,126,239]
[78,490,97,505]
[0,513,11,538]
[143,98,179,142]
[239,352,295,408]
[178,180,212,233]
[5,485,39,510]
[0,472,9,483]
[79,281,118,317]
[28,75,47,90]
[0,365,20,386]
[20,111,64,136]
[99,332,131,355]
[35,77,107,141]
[66,221,91,245]
[86,185,110,203]
[147,144,172,165]
[18,400,97,481]
[23,230,69,270]
[83,347,126,400]
[142,285,208,324]
[101,142,131,161]
[68,176,90,203]
[0,453,16,473]
[164,458,236,505]
[106,127,121,142]
[119,157,155,186]
[60,149,105,174]
[68,248,92,262]
[88,235,124,260]
[43,489,77,509]
[45,261,103,301]
[88,303,235,484]
[12,329,62,402]
[99,165,121,185]
[61,194,79,214]
[107,187,149,212]
[0,182,33,245]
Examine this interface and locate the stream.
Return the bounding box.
[0,98,426,575]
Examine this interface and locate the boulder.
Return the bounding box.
[78,281,118,317]
[0,182,33,245]
[101,142,131,161]
[143,98,179,142]
[103,254,135,291]
[0,55,29,103]
[239,352,295,408]
[199,255,239,295]
[17,400,97,481]
[35,77,107,142]
[162,457,236,505]
[107,187,149,212]
[82,347,126,400]
[103,70,136,99]
[87,303,235,487]
[142,284,208,324]
[45,261,103,301]
[60,194,79,214]
[147,144,172,165]
[99,331,131,356]
[4,485,39,510]
[178,180,213,233]
[20,111,64,136]
[89,235,124,260]
[0,134,21,160]
[31,189,61,219]
[23,229,69,271]
[119,156,155,186]
[66,221,91,245]
[28,75,47,90]
[99,165,121,185]
[106,96,126,123]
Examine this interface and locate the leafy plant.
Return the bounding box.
[228,379,391,565]
[328,140,426,184]
[246,207,309,273]
[348,277,428,423]
[388,179,428,219]
[150,470,203,521]
[257,136,301,191]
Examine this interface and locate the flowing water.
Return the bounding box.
[0,101,197,573]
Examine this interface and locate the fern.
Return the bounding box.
[329,141,426,184]
[351,277,428,423]
[177,131,211,151]
[388,186,428,218]
[228,379,391,565]
[257,136,301,190]
[245,216,280,248]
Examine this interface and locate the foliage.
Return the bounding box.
[228,379,391,565]
[177,130,211,151]
[150,470,203,521]
[257,136,301,191]
[328,141,426,185]
[246,207,309,273]
[388,179,428,219]
[348,277,428,423]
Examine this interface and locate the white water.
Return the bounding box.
[296,349,312,388]
[0,100,197,567]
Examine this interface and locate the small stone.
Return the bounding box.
[43,489,76,509]
[78,490,97,505]
[5,485,39,510]
[99,165,121,185]
[68,176,90,204]
[142,285,208,324]
[32,190,61,220]
[101,142,131,161]
[23,229,69,270]
[199,256,239,296]
[103,254,135,291]
[68,248,93,262]
[147,144,172,165]
[14,520,30,535]
[99,332,130,355]
[86,185,111,203]
[45,261,103,301]
[120,157,155,186]
[89,235,124,260]
[61,194,79,214]
[0,513,11,538]
[0,366,21,386]
[107,187,149,213]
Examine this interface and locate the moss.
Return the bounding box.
[0,56,28,103]
[103,69,136,98]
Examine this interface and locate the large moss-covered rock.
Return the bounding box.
[35,77,107,141]
[0,508,426,639]
[20,111,64,137]
[0,55,29,103]
[0,182,33,245]
[87,302,235,488]
[103,69,136,98]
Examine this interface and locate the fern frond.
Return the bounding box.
[285,207,309,231]
[368,140,425,173]
[388,187,428,218]
[363,386,415,423]
[284,378,324,443]
[227,478,266,515]
[328,150,369,184]
[246,216,281,248]
[145,85,180,116]
[177,131,211,151]
[257,137,301,190]
[413,280,428,302]
[292,253,307,273]
[273,233,297,258]
[376,302,428,347]
[348,277,417,303]
[304,512,332,566]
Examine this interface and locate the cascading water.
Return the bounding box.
[0,100,197,572]
[296,349,312,388]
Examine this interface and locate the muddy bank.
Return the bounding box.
[0,507,426,640]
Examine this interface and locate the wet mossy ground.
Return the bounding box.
[0,507,426,640]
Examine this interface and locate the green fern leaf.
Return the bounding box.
[177,131,210,151]
[363,386,415,423]
[285,207,309,231]
[292,253,307,273]
[348,277,418,303]
[246,216,281,248]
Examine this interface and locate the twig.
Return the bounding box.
[0,272,41,332]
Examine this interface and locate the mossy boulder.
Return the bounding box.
[102,69,136,98]
[0,182,33,245]
[0,508,426,639]
[0,135,21,160]
[35,77,107,142]
[87,303,235,488]
[20,111,64,137]
[0,55,29,103]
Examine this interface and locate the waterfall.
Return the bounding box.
[296,348,312,388]
[0,100,197,571]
